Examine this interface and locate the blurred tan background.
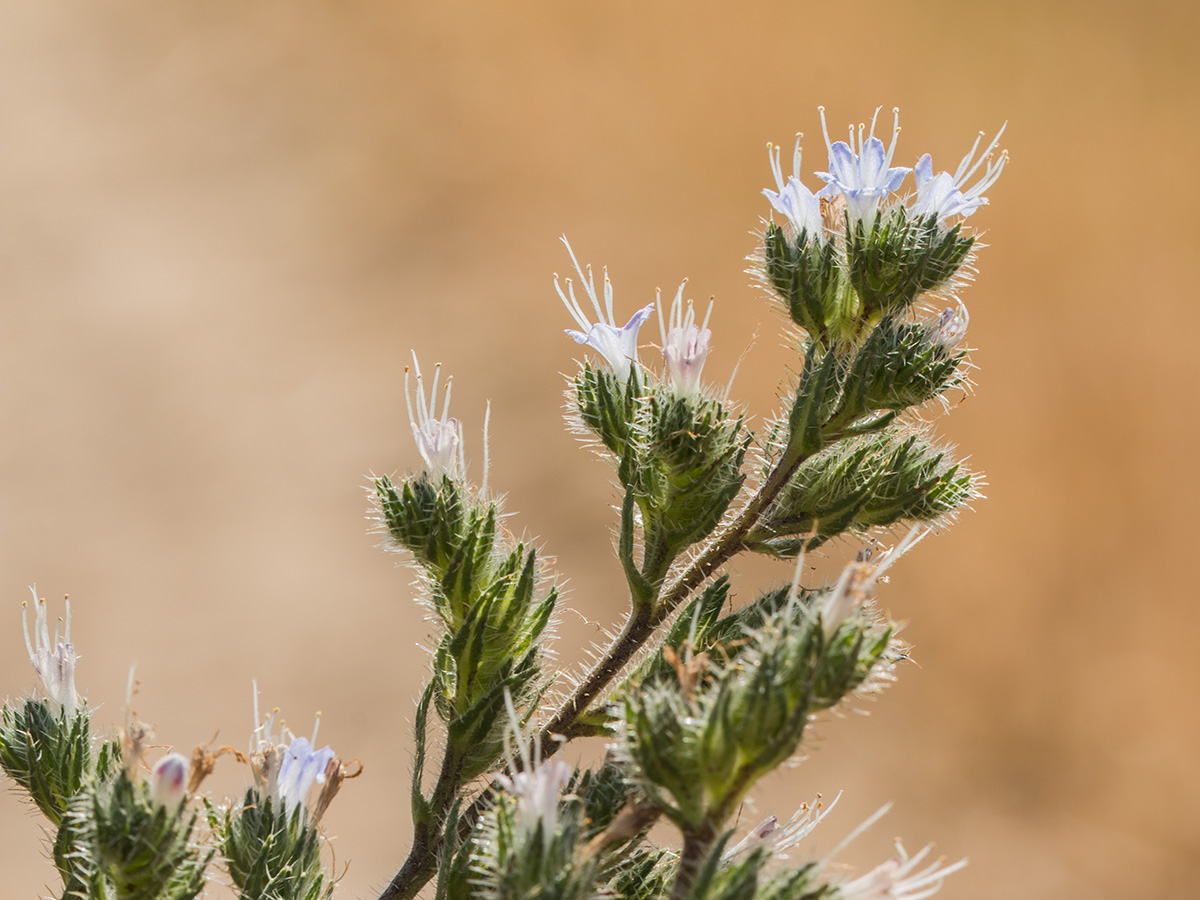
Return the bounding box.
[2,1,1197,898]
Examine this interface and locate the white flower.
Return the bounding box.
[495,690,572,840]
[837,842,967,900]
[910,125,1007,222]
[22,588,78,715]
[933,303,969,349]
[556,236,655,383]
[764,137,825,242]
[816,107,912,228]
[657,282,713,399]
[405,352,464,481]
[726,792,842,860]
[150,752,191,808]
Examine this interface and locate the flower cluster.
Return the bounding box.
[4,106,1003,900]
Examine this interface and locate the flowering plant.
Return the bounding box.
[3,107,1005,900]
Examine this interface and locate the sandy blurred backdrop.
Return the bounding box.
[2,1,1198,898]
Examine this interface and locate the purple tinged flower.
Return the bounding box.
[275,735,337,815]
[405,352,464,481]
[815,107,912,228]
[910,125,1007,222]
[150,752,191,808]
[836,842,968,900]
[22,588,78,715]
[763,137,824,242]
[934,303,969,349]
[555,236,655,383]
[657,282,713,399]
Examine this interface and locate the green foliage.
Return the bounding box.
[751,430,978,555]
[0,700,115,826]
[846,208,974,319]
[470,794,598,900]
[376,473,472,578]
[676,837,765,900]
[624,595,891,833]
[832,315,965,426]
[212,788,332,900]
[763,224,852,344]
[59,769,210,900]
[634,392,749,572]
[575,363,643,460]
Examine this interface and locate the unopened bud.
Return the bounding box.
[150,752,190,809]
[935,303,969,349]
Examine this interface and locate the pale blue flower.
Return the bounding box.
[763,137,824,242]
[816,107,911,228]
[556,236,655,383]
[276,735,337,815]
[657,281,713,399]
[22,588,78,715]
[249,690,339,819]
[405,352,464,481]
[910,124,1007,222]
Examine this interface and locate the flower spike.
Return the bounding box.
[555,236,655,382]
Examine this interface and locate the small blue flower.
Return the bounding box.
[815,107,911,228]
[405,352,463,481]
[250,697,339,819]
[657,282,713,400]
[275,735,337,815]
[910,125,1007,223]
[556,236,655,383]
[763,137,824,242]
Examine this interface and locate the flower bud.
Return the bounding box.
[150,752,190,809]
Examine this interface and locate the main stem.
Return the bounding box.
[378,442,812,900]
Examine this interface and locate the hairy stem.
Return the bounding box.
[379,438,816,900]
[669,821,721,900]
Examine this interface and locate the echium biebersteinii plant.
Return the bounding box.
[4,106,1004,900]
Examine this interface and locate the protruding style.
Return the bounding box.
[657,282,713,400]
[405,352,464,481]
[21,587,78,715]
[911,124,1007,222]
[816,107,912,227]
[764,137,825,241]
[556,236,655,383]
